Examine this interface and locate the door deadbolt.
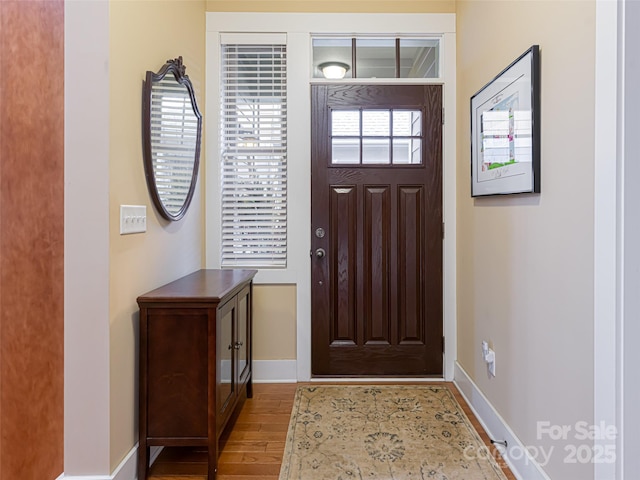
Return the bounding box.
[315,227,325,238]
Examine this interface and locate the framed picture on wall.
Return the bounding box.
[471,45,540,197]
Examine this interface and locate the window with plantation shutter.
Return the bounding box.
[220,42,287,268]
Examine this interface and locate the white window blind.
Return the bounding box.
[220,43,287,268]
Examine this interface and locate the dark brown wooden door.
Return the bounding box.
[311,84,443,376]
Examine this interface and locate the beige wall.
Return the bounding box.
[456,2,595,478]
[207,0,455,13]
[253,286,297,359]
[109,0,206,470]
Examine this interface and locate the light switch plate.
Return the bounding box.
[120,205,147,235]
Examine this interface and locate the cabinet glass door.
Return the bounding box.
[217,299,235,420]
[236,286,250,385]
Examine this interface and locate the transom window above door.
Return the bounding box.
[331,109,423,165]
[312,37,440,79]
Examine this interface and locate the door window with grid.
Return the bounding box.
[331,109,423,165]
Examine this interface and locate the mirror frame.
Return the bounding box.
[142,56,202,221]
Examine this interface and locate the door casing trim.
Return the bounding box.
[205,12,457,381]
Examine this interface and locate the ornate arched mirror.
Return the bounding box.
[142,56,202,221]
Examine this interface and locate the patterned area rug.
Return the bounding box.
[279,385,508,480]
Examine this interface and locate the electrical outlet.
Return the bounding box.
[487,349,496,377]
[482,340,496,377]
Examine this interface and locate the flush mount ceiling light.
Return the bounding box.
[318,61,350,79]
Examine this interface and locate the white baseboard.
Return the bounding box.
[454,362,551,480]
[112,446,137,480]
[58,444,162,480]
[253,359,297,383]
[148,446,163,466]
[309,377,445,382]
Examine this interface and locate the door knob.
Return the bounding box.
[315,248,326,258]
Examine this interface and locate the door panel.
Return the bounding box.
[311,84,443,376]
[363,185,390,345]
[398,185,424,344]
[330,186,357,345]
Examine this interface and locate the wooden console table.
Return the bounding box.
[137,269,257,480]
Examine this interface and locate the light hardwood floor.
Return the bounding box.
[148,383,516,480]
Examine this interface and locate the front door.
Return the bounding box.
[311,84,443,376]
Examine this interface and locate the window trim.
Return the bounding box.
[206,13,455,284]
